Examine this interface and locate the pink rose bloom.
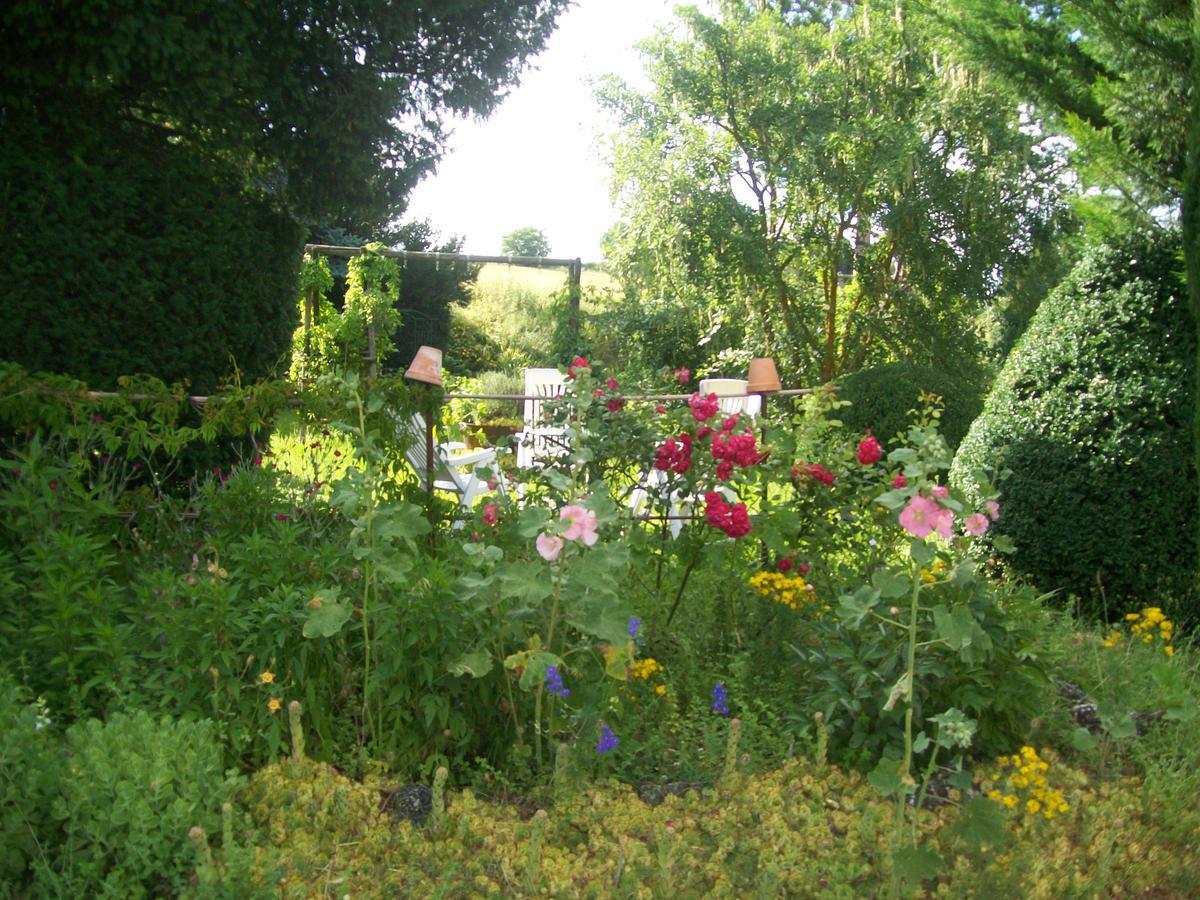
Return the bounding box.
[536,533,564,561]
[674,367,690,384]
[964,513,989,537]
[891,474,907,489]
[856,434,882,466]
[566,356,589,379]
[688,391,720,422]
[899,495,940,538]
[560,505,599,546]
[481,503,498,526]
[931,485,949,499]
[606,377,619,391]
[656,403,667,414]
[985,499,1000,521]
[933,508,954,540]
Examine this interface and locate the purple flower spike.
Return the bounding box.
[711,682,729,716]
[596,724,620,754]
[627,617,642,639]
[545,665,570,698]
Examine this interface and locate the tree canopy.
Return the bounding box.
[501,227,552,257]
[1,0,571,231]
[599,0,1069,385]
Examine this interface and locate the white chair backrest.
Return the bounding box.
[699,378,761,419]
[524,368,565,428]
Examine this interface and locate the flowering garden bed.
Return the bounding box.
[0,360,1197,896]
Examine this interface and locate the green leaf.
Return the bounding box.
[892,846,942,884]
[516,506,551,539]
[933,604,978,651]
[871,569,910,600]
[447,649,493,678]
[867,757,907,796]
[837,585,881,628]
[887,448,918,464]
[1103,712,1137,740]
[874,489,909,510]
[909,539,935,566]
[565,594,632,646]
[498,560,554,605]
[990,533,1016,554]
[952,796,1009,849]
[303,597,351,639]
[912,731,930,753]
[1069,727,1101,751]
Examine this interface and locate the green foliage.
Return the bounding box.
[0,674,61,886]
[0,130,304,393]
[501,226,551,258]
[600,1,1069,385]
[37,711,238,898]
[836,362,986,450]
[951,230,1196,616]
[444,309,506,376]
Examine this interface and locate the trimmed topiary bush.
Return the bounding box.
[950,230,1195,617]
[835,362,985,450]
[0,125,304,393]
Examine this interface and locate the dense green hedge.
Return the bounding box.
[835,361,985,450]
[0,125,304,393]
[951,230,1196,617]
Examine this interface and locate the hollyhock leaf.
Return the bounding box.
[499,560,555,604]
[1070,726,1101,751]
[867,757,907,796]
[872,570,910,600]
[838,585,881,628]
[303,599,351,639]
[874,489,909,510]
[893,846,943,884]
[1104,711,1138,740]
[447,649,493,678]
[909,539,936,567]
[517,652,560,691]
[517,506,552,538]
[933,605,978,651]
[887,448,918,464]
[991,534,1016,554]
[483,545,504,563]
[912,731,931,754]
[937,496,964,513]
[952,797,1009,849]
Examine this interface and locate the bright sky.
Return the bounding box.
[404,0,709,262]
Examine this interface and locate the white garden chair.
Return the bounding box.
[400,413,506,513]
[698,377,761,419]
[515,367,569,469]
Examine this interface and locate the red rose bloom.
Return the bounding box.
[856,433,883,466]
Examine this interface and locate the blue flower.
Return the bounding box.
[596,724,620,753]
[627,617,642,639]
[545,665,570,698]
[711,682,729,715]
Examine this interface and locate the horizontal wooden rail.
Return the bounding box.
[304,244,582,269]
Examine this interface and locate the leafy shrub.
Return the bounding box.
[0,126,304,393]
[0,673,61,886]
[950,230,1195,617]
[444,308,506,376]
[36,711,238,898]
[835,361,985,450]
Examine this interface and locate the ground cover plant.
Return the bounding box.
[1,357,1197,896]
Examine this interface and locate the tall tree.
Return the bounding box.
[501,226,552,257]
[0,1,568,389]
[600,0,1069,384]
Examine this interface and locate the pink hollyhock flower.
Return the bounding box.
[536,533,564,561]
[482,503,499,526]
[560,505,599,546]
[899,495,940,538]
[931,485,949,498]
[856,433,882,466]
[964,513,989,536]
[933,508,954,540]
[891,474,906,488]
[592,387,605,398]
[688,391,720,422]
[566,356,589,379]
[985,499,1000,521]
[674,367,690,384]
[487,476,499,490]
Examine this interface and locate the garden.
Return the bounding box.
[4,0,1200,896]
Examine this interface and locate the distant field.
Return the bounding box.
[472,262,618,296]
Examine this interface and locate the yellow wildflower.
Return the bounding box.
[267,698,282,713]
[630,658,663,680]
[259,671,275,685]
